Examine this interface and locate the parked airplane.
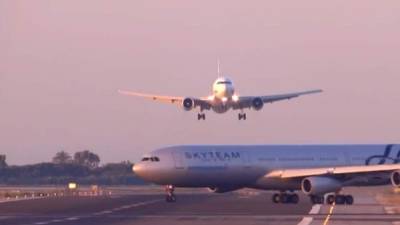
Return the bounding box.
[133,145,400,204]
[118,77,322,120]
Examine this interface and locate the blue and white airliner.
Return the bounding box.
[133,144,400,204]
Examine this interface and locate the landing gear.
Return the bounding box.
[326,194,354,205]
[197,113,206,120]
[310,195,325,204]
[272,192,299,204]
[238,113,247,120]
[165,185,176,203]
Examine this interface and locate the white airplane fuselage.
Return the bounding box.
[119,77,322,120]
[210,77,236,113]
[133,145,400,191]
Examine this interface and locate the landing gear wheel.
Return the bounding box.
[289,194,299,204]
[335,195,346,205]
[280,193,289,203]
[166,194,176,202]
[310,195,324,204]
[238,113,247,120]
[197,113,206,120]
[272,193,299,204]
[272,193,280,203]
[345,195,354,205]
[327,195,335,205]
[165,185,176,203]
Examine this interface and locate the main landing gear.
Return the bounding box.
[272,192,299,204]
[309,195,325,204]
[272,193,355,205]
[197,113,206,120]
[326,194,354,205]
[238,113,247,120]
[309,194,353,205]
[165,185,176,203]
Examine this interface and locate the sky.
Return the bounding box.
[1,1,400,165]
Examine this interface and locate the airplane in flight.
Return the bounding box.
[118,77,322,120]
[133,144,400,204]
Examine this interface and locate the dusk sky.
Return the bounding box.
[1,1,400,165]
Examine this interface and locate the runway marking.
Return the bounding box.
[98,199,162,214]
[309,204,321,214]
[297,204,321,225]
[386,206,397,214]
[323,202,335,225]
[65,217,79,221]
[297,217,313,225]
[29,199,162,225]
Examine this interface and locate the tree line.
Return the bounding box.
[0,150,146,185]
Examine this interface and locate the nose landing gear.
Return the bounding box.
[197,113,206,120]
[165,185,176,203]
[238,113,247,120]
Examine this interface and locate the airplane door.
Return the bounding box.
[172,152,185,169]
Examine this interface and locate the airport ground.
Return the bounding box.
[0,186,400,225]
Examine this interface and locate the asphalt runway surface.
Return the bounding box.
[0,187,400,225]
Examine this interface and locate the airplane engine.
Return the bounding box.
[182,98,195,111]
[208,186,241,193]
[301,177,342,195]
[391,170,400,187]
[251,97,264,110]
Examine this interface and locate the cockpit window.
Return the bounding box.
[151,157,160,162]
[142,157,160,162]
[217,81,232,85]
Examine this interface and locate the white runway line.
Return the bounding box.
[309,204,321,214]
[65,217,79,221]
[34,222,50,225]
[29,199,162,225]
[297,204,321,225]
[386,206,397,214]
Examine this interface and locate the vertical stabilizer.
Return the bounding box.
[217,59,221,77]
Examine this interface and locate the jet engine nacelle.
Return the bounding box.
[301,177,342,195]
[182,98,195,111]
[251,97,264,111]
[391,170,400,187]
[208,186,241,193]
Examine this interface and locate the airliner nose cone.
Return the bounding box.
[132,163,142,175]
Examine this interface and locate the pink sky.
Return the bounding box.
[1,1,400,165]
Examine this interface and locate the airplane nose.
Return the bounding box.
[132,163,143,175]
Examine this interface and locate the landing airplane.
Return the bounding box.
[118,77,322,120]
[133,145,400,204]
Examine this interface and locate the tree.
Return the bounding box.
[73,150,100,169]
[52,151,72,164]
[0,155,7,168]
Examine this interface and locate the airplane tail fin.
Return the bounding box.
[217,59,221,77]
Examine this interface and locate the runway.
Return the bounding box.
[0,187,399,225]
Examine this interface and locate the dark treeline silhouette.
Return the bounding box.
[0,150,146,185]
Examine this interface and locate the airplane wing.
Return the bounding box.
[265,164,400,179]
[118,90,212,110]
[233,89,322,109]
